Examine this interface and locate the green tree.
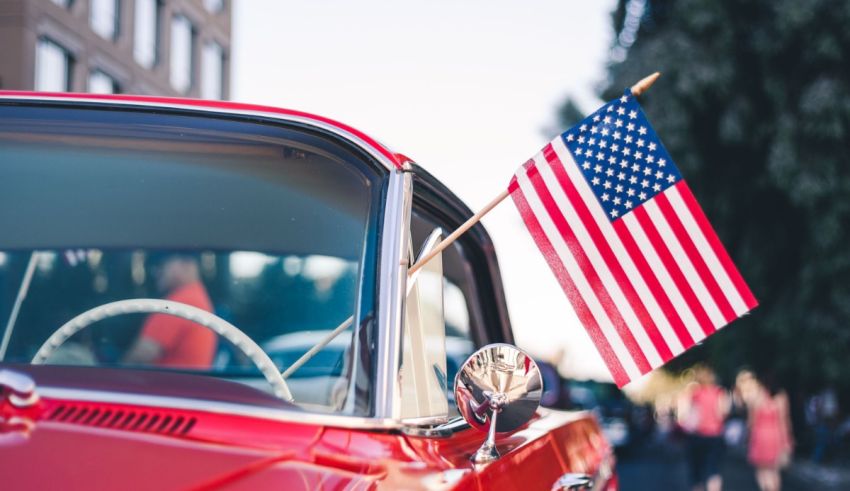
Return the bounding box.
[559,0,850,400]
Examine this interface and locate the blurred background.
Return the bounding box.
[1,0,849,489]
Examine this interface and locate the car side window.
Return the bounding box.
[399,228,449,420]
[410,211,479,407]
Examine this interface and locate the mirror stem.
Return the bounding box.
[472,393,505,464]
[486,408,499,449]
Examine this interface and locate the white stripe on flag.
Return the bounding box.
[515,169,643,380]
[621,212,707,344]
[643,200,727,328]
[666,186,750,316]
[551,138,685,356]
[533,153,664,367]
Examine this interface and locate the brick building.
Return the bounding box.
[0,0,231,98]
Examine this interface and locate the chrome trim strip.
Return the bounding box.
[401,416,470,438]
[0,95,398,172]
[374,170,412,419]
[38,387,405,430]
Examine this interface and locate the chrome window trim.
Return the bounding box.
[376,171,450,427]
[374,169,411,419]
[40,387,458,432]
[401,416,470,438]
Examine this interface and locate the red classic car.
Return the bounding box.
[0,92,616,490]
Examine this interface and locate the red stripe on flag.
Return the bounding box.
[675,182,758,309]
[542,145,673,361]
[510,184,630,386]
[654,192,738,323]
[509,160,535,193]
[632,206,716,337]
[612,220,695,347]
[525,163,652,374]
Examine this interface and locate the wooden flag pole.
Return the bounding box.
[407,72,661,276]
[408,189,510,275]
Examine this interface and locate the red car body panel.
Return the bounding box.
[0,91,616,490]
[2,395,613,490]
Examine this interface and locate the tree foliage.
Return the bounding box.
[559,0,850,396]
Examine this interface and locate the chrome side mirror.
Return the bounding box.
[454,343,542,463]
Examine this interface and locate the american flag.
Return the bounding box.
[510,91,757,387]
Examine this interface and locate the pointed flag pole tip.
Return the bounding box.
[630,72,661,97]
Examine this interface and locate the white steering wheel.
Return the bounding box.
[31,299,293,402]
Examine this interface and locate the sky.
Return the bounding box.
[232,0,620,381]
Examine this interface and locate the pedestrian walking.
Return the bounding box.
[679,365,730,491]
[723,370,754,449]
[807,388,838,463]
[747,374,793,491]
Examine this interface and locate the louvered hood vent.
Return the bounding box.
[46,404,197,436]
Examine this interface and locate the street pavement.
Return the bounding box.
[616,435,819,491]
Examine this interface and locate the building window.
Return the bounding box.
[35,38,72,91]
[203,0,224,13]
[88,70,119,94]
[51,0,73,8]
[134,0,159,68]
[90,0,120,41]
[170,15,194,93]
[201,41,224,99]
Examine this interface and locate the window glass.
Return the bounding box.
[34,39,72,92]
[0,106,382,415]
[90,0,119,41]
[442,255,476,406]
[170,15,193,93]
[400,231,448,420]
[134,0,159,68]
[51,0,72,8]
[201,41,224,99]
[410,212,477,413]
[88,70,119,94]
[203,0,224,13]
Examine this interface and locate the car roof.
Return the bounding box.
[0,91,406,171]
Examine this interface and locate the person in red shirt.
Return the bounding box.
[747,374,793,491]
[680,365,731,491]
[124,253,216,369]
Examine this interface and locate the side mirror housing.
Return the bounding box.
[454,343,542,463]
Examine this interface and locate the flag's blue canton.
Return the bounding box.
[561,90,682,222]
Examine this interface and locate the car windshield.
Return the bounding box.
[0,104,383,415]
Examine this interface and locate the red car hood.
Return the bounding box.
[2,420,293,490]
[0,366,434,490]
[1,409,433,490]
